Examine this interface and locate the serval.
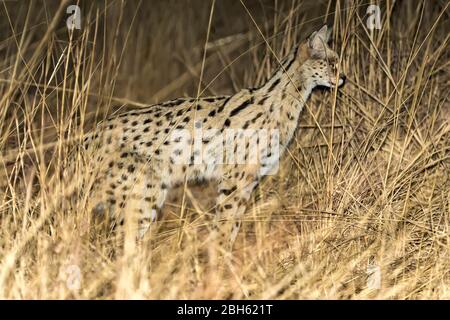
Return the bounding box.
[73,25,346,244]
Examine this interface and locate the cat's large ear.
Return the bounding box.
[325,26,332,43]
[308,25,331,52]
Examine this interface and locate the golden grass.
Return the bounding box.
[0,0,449,299]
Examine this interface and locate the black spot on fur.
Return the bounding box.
[230,97,254,117]
[252,112,263,123]
[258,96,269,105]
[220,185,237,196]
[267,78,280,92]
[217,96,232,113]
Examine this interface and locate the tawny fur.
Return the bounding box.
[72,25,345,241]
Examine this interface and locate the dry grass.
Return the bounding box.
[0,0,449,299]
